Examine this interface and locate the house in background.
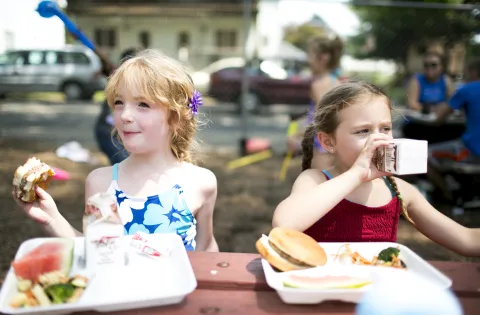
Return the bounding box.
[66,0,259,70]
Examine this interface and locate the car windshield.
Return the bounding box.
[259,60,288,80]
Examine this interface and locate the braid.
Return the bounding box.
[301,124,316,171]
[386,176,414,225]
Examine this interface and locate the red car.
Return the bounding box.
[207,60,312,112]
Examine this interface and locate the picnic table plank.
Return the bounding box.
[73,289,479,315]
[188,252,480,297]
[74,290,356,315]
[430,261,480,297]
[188,251,268,290]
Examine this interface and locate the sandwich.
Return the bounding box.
[256,227,327,272]
[13,157,55,202]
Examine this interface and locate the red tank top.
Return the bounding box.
[304,170,400,242]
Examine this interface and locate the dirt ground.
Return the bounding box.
[1,138,479,281]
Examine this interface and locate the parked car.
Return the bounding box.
[207,58,312,112]
[0,46,106,100]
[191,57,245,95]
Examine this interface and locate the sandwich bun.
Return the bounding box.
[13,157,55,202]
[256,227,327,272]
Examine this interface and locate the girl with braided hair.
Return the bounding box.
[273,81,480,257]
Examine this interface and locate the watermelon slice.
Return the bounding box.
[11,238,74,282]
[283,274,372,289]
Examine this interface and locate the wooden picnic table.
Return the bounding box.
[73,252,480,315]
[399,108,465,126]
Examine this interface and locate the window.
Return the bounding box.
[60,52,90,65]
[0,52,26,66]
[94,28,117,47]
[215,30,237,48]
[178,31,190,48]
[139,31,150,48]
[28,51,44,65]
[45,51,59,65]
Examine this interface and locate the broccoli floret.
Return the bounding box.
[44,283,75,304]
[378,247,400,262]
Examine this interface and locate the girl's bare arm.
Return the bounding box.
[398,178,480,257]
[406,77,423,111]
[192,168,219,252]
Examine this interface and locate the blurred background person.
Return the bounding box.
[286,36,344,170]
[93,47,139,165]
[406,51,455,114]
[402,51,464,145]
[427,58,480,202]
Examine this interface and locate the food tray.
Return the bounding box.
[261,242,452,305]
[0,234,197,315]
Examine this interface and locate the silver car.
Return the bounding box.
[0,45,106,100]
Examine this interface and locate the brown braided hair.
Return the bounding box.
[385,176,414,224]
[301,80,414,224]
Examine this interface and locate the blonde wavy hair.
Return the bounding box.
[105,49,198,163]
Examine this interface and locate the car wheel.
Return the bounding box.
[63,82,84,101]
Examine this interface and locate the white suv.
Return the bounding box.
[0,45,106,100]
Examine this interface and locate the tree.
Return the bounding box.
[284,24,328,52]
[348,0,480,64]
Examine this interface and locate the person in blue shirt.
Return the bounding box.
[427,58,480,200]
[402,52,463,145]
[406,51,455,114]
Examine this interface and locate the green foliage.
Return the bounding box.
[348,0,479,62]
[284,24,328,51]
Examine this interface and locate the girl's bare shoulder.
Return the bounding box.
[292,168,328,192]
[85,166,114,198]
[182,163,217,194]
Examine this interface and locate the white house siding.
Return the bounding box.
[72,15,248,70]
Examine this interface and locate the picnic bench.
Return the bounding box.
[72,251,480,315]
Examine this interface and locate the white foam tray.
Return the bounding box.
[0,234,197,315]
[262,242,452,305]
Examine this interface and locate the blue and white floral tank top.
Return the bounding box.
[107,163,197,251]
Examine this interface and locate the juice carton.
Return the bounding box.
[373,139,428,175]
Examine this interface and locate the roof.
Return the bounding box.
[66,0,259,16]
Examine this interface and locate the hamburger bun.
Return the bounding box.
[256,227,327,272]
[13,157,55,202]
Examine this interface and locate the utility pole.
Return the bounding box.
[239,0,252,156]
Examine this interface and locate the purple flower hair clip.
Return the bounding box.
[189,90,203,115]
